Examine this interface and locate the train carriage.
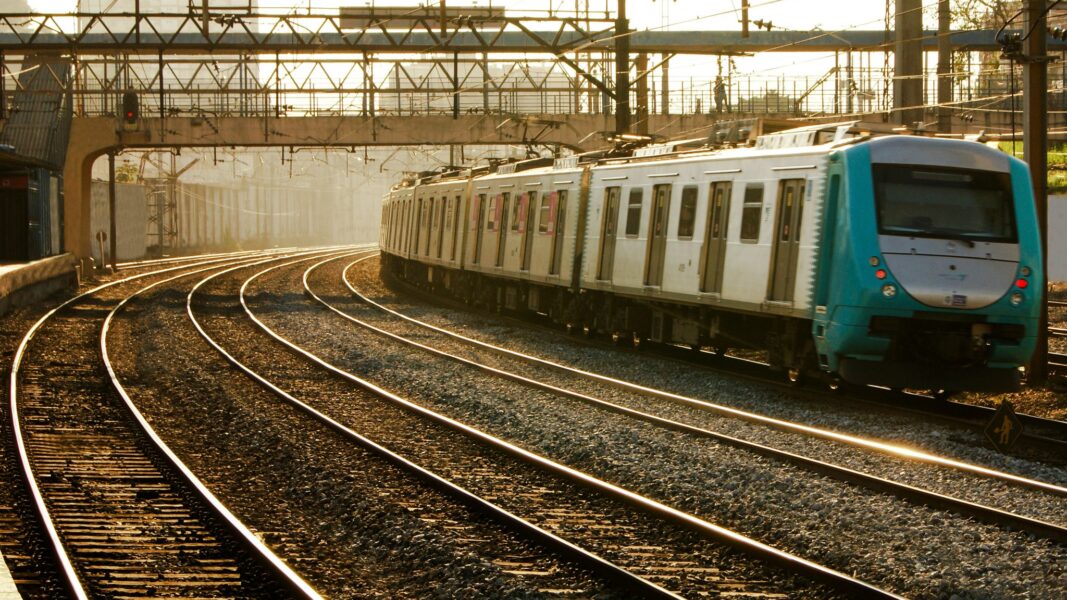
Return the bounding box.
[379,122,1042,393]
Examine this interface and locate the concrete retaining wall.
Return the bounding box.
[89,181,149,263]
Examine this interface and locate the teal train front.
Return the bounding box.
[813,136,1041,392]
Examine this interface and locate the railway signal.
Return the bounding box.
[122,92,139,130]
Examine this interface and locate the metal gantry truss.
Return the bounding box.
[0,10,1061,125]
[0,9,628,120]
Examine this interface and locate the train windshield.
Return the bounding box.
[872,164,1017,243]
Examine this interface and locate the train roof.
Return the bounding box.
[388,120,999,193]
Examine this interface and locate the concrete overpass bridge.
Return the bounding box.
[64,112,725,259]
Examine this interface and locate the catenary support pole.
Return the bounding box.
[108,151,117,272]
[1024,0,1049,385]
[614,0,630,134]
[937,0,952,132]
[894,0,923,126]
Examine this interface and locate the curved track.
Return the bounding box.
[213,253,898,598]
[288,255,1067,548]
[8,251,321,599]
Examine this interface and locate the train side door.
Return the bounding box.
[495,192,510,267]
[644,184,672,286]
[451,195,461,261]
[472,194,486,264]
[549,191,568,275]
[596,187,621,280]
[412,198,422,255]
[520,191,538,271]
[768,179,806,302]
[700,181,732,294]
[435,197,446,258]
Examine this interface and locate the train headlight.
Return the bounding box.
[1021,266,1031,277]
[1010,292,1024,306]
[881,284,897,298]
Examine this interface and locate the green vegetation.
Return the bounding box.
[995,142,1067,193]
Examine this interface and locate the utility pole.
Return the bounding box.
[1023,0,1049,385]
[936,0,952,132]
[614,0,630,134]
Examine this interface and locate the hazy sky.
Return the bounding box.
[23,1,901,31]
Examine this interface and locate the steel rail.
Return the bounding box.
[229,254,903,599]
[293,256,1067,544]
[116,247,306,269]
[185,252,685,599]
[6,248,303,599]
[340,256,1067,499]
[100,250,359,600]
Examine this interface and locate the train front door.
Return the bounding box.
[700,182,731,294]
[644,184,671,286]
[596,187,621,280]
[768,179,805,302]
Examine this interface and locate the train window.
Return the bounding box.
[538,193,552,233]
[511,193,523,231]
[740,184,764,243]
[677,186,699,239]
[625,188,644,237]
[872,164,1016,242]
[487,194,498,231]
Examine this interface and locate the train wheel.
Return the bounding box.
[934,389,957,401]
[632,332,642,349]
[611,331,623,345]
[826,375,842,392]
[786,367,805,386]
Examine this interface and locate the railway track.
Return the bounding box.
[379,255,1067,456]
[312,255,1067,537]
[241,253,1067,596]
[192,253,897,598]
[8,251,319,599]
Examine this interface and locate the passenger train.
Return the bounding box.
[378,122,1042,393]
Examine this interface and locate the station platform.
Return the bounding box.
[0,253,79,317]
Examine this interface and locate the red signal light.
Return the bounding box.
[1016,278,1028,289]
[875,269,887,280]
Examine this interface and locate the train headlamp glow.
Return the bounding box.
[1010,292,1024,306]
[881,284,897,298]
